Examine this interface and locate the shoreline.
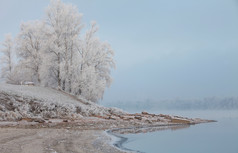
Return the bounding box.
[0,120,215,153]
[105,123,197,153]
[0,84,216,152]
[106,130,136,153]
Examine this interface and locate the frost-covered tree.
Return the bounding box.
[72,22,115,102]
[42,0,83,90]
[0,34,14,82]
[16,20,46,84]
[1,0,115,103]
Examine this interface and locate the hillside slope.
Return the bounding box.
[0,84,124,121]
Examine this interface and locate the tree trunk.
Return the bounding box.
[57,53,61,88]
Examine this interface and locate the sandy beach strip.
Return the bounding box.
[0,128,128,153]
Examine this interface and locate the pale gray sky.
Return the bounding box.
[0,0,238,103]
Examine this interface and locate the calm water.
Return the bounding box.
[120,110,238,153]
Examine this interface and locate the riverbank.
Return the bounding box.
[0,124,203,153]
[0,84,215,152]
[0,115,215,153]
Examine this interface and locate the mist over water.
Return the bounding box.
[120,110,238,153]
[102,97,238,113]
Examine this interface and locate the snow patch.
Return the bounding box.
[0,83,125,121]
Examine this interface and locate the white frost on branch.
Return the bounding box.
[0,0,115,103]
[16,20,46,84]
[0,34,15,83]
[72,22,115,102]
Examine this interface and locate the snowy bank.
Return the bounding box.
[0,83,125,121]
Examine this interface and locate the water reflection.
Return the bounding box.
[111,124,190,135]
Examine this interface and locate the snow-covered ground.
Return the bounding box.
[0,83,124,121]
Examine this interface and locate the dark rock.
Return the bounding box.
[145,119,152,124]
[142,111,149,115]
[0,105,4,111]
[76,106,81,113]
[134,116,142,120]
[33,118,45,123]
[63,119,68,122]
[109,116,116,120]
[135,113,141,116]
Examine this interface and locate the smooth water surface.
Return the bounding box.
[121,110,238,153]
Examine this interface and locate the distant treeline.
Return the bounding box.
[105,97,238,111]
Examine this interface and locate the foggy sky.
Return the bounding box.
[0,0,238,103]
